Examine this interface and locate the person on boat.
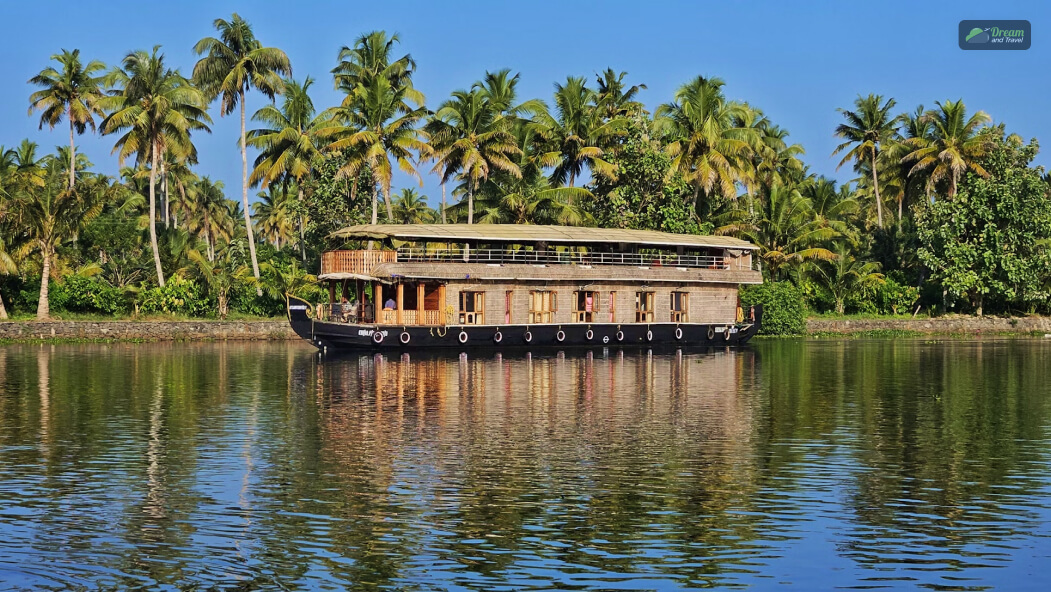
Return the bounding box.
[362,297,374,323]
[384,297,396,310]
[349,297,359,323]
[339,295,349,322]
[585,293,593,322]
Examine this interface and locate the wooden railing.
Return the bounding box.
[396,247,737,270]
[379,309,444,326]
[320,250,397,276]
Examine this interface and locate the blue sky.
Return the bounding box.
[1,0,1048,208]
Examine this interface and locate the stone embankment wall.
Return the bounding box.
[0,321,298,341]
[807,316,1051,334]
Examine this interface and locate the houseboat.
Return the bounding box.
[287,224,764,351]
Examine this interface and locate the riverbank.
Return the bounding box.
[0,320,297,343]
[807,315,1051,336]
[2,315,1048,344]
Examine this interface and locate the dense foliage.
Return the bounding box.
[2,16,1050,324]
[740,282,807,336]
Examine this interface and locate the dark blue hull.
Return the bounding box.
[288,297,762,352]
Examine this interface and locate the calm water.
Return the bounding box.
[0,339,1049,591]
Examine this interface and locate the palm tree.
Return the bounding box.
[332,30,417,94]
[325,31,426,225]
[901,100,993,200]
[390,188,433,224]
[532,76,622,187]
[189,247,250,319]
[159,152,198,228]
[812,243,885,314]
[257,259,316,301]
[252,187,293,248]
[426,88,521,223]
[886,105,933,220]
[9,140,48,190]
[193,12,292,291]
[594,68,647,120]
[0,234,14,319]
[28,49,107,190]
[461,176,592,226]
[655,76,755,215]
[101,46,211,287]
[451,68,542,224]
[247,76,328,259]
[185,176,233,261]
[717,183,837,281]
[832,94,899,228]
[11,156,106,319]
[52,145,93,191]
[0,147,20,319]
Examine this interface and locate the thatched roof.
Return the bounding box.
[330,224,757,250]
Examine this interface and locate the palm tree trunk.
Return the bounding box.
[468,183,474,225]
[67,111,76,190]
[898,195,903,223]
[371,185,378,225]
[298,187,306,262]
[870,150,884,229]
[0,289,8,320]
[383,185,394,222]
[175,182,187,230]
[161,161,169,228]
[36,243,51,320]
[441,181,447,224]
[149,142,165,287]
[240,91,262,296]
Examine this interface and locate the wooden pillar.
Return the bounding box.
[438,285,446,326]
[375,283,383,324]
[328,281,336,304]
[396,283,404,325]
[417,283,425,323]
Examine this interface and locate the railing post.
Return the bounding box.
[396,283,404,325]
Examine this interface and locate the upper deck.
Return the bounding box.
[319,223,762,284]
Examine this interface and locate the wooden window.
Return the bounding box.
[671,291,689,323]
[505,290,513,324]
[635,291,655,323]
[573,290,600,323]
[529,290,557,324]
[608,291,616,323]
[459,291,484,325]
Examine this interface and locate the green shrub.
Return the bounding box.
[740,281,807,335]
[841,272,919,316]
[136,276,210,316]
[874,273,919,315]
[59,276,129,315]
[0,275,27,314]
[229,283,284,317]
[9,276,35,312]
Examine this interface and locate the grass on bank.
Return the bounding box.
[2,311,284,322]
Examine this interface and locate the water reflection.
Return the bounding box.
[0,340,1049,589]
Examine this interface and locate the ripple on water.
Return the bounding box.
[0,342,1050,590]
